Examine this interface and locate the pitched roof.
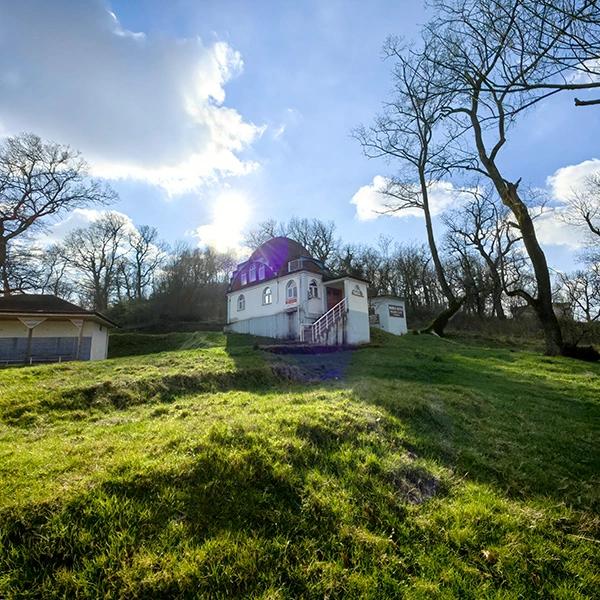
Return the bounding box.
[0,294,118,327]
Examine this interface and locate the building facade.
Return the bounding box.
[369,296,408,336]
[0,295,116,365]
[225,237,370,345]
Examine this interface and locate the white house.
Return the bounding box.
[369,295,408,335]
[225,237,370,345]
[0,294,117,365]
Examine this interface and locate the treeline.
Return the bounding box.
[244,214,600,335]
[0,133,599,338]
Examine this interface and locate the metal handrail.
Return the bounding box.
[308,297,347,343]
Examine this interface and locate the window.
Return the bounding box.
[308,279,319,299]
[286,279,298,303]
[241,272,247,286]
[249,265,257,282]
[237,294,245,311]
[263,286,272,305]
[258,264,266,280]
[288,258,303,272]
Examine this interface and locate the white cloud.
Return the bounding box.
[37,208,136,246]
[0,1,262,194]
[546,158,600,202]
[533,158,600,248]
[531,209,584,249]
[568,58,600,85]
[192,190,251,253]
[351,176,469,221]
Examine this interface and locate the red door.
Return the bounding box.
[326,287,343,310]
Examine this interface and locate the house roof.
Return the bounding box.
[0,294,118,327]
[322,273,370,285]
[228,237,330,292]
[369,294,405,302]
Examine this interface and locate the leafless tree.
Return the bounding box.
[62,213,129,310]
[117,226,167,301]
[562,172,600,242]
[0,133,115,294]
[421,0,600,354]
[558,267,600,322]
[443,187,523,318]
[286,218,339,266]
[355,42,466,335]
[38,244,74,299]
[244,218,340,267]
[243,219,284,251]
[0,242,40,294]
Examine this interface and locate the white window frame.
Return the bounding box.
[308,279,319,299]
[258,264,266,280]
[286,279,298,302]
[262,286,272,305]
[249,265,257,282]
[237,294,245,311]
[241,272,247,286]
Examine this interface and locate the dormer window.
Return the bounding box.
[241,272,247,286]
[288,258,302,272]
[308,279,319,299]
[258,264,266,280]
[249,265,257,282]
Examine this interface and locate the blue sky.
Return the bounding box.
[1,0,598,272]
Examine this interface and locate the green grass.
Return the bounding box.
[0,330,598,598]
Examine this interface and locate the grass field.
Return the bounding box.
[0,330,598,598]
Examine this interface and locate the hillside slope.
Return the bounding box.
[0,331,598,598]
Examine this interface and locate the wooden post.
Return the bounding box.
[26,327,33,364]
[71,319,84,360]
[17,318,46,365]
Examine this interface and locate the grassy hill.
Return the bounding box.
[0,331,598,598]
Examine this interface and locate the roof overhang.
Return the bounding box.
[0,311,118,328]
[322,275,370,285]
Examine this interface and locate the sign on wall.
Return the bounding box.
[388,304,404,318]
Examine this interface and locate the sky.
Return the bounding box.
[0,0,598,273]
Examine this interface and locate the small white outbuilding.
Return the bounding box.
[369,296,408,336]
[0,294,117,365]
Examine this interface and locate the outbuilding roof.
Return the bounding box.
[0,294,118,327]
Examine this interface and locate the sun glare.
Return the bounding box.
[195,190,251,254]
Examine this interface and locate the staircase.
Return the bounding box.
[303,297,348,344]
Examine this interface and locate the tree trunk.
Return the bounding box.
[420,170,462,335]
[501,183,564,355]
[492,286,506,320]
[469,105,563,355]
[421,297,464,335]
[0,236,10,295]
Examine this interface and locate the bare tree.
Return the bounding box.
[422,0,600,354]
[562,172,600,240]
[0,133,115,294]
[38,244,74,299]
[62,213,129,311]
[244,217,339,268]
[355,40,466,335]
[558,267,600,322]
[0,242,40,294]
[118,226,167,301]
[286,218,339,267]
[243,219,284,250]
[444,187,523,319]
